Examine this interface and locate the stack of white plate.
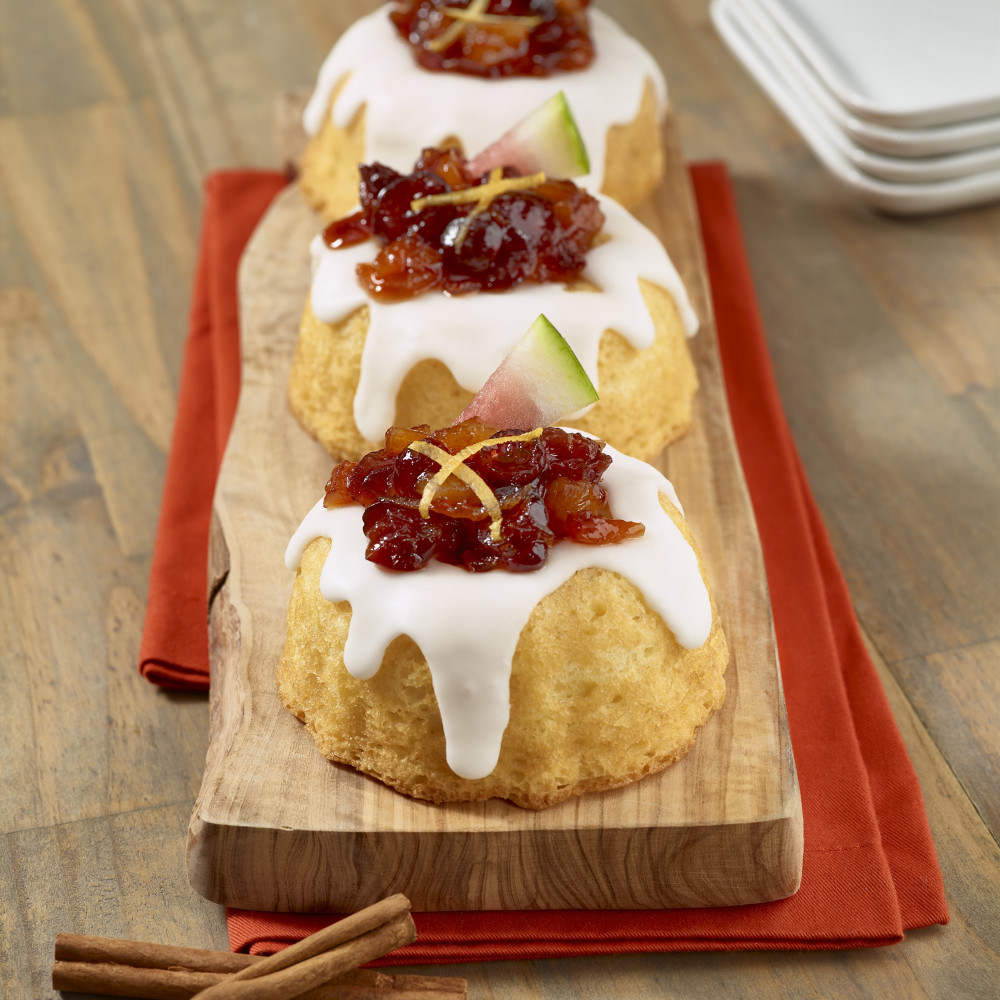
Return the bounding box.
[711,0,1000,214]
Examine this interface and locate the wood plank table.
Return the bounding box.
[2,2,997,997]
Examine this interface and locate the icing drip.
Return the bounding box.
[286,444,713,780]
[302,6,667,193]
[309,194,699,442]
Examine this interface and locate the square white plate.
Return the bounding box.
[712,0,1000,214]
[736,0,1000,183]
[738,0,1000,158]
[753,0,1000,127]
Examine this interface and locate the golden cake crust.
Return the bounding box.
[299,79,367,224]
[287,278,699,463]
[277,496,728,810]
[299,78,665,223]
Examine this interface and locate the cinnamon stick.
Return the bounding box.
[52,961,465,999]
[55,893,409,979]
[221,895,412,985]
[52,894,464,1000]
[191,912,417,999]
[55,933,258,973]
[52,961,220,999]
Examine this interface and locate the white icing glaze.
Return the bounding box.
[309,194,699,441]
[302,6,667,193]
[285,443,712,781]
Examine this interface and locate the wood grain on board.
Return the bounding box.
[185,102,802,913]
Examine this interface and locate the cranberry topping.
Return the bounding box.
[323,419,644,572]
[321,147,604,301]
[390,0,594,78]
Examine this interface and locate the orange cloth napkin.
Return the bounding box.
[140,165,948,958]
[139,170,289,688]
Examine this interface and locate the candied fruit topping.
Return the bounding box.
[322,146,604,301]
[323,419,643,572]
[390,0,594,78]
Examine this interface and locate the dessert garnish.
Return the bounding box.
[409,166,547,249]
[408,167,546,212]
[464,90,589,179]
[424,0,542,53]
[390,0,594,78]
[320,93,597,298]
[322,146,603,300]
[321,315,640,572]
[410,427,544,540]
[456,313,598,428]
[324,418,643,573]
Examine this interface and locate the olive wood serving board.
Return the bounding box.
[186,97,802,912]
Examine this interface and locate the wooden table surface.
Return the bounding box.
[2,2,997,997]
